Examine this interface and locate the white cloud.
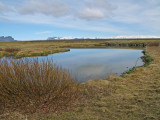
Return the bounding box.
[0,1,8,14]
[77,8,106,21]
[35,31,52,34]
[0,0,160,35]
[0,2,5,9]
[111,1,142,23]
[85,0,115,10]
[0,1,11,21]
[18,0,115,21]
[109,0,160,31]
[0,16,10,22]
[75,0,115,21]
[19,0,70,17]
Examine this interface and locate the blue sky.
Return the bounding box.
[0,0,160,40]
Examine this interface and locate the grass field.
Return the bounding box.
[0,40,160,120]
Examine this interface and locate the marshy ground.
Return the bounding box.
[0,40,160,120]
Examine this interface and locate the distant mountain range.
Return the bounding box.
[0,36,16,42]
[47,36,160,40]
[1,36,160,41]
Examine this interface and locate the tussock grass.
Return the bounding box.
[0,58,79,118]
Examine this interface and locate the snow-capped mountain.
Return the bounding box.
[47,36,160,40]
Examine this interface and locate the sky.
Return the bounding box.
[0,0,160,40]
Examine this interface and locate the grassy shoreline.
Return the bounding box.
[45,44,160,120]
[123,50,153,75]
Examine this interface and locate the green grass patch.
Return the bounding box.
[141,51,153,67]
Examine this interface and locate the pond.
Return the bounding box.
[24,48,144,82]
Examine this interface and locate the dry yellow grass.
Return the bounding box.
[0,40,160,120]
[45,46,160,120]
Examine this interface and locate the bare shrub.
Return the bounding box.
[0,58,79,115]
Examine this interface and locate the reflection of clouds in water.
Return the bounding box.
[75,63,107,76]
[50,49,143,65]
[73,57,144,81]
[25,49,144,82]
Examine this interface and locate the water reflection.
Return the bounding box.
[26,48,144,82]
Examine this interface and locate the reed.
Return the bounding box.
[0,58,79,115]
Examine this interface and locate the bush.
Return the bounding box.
[4,48,20,52]
[0,48,3,51]
[0,58,79,115]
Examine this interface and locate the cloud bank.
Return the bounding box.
[17,0,115,21]
[0,0,160,36]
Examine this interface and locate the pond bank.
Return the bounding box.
[45,46,160,120]
[123,49,153,75]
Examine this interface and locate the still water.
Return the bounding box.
[28,48,144,82]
